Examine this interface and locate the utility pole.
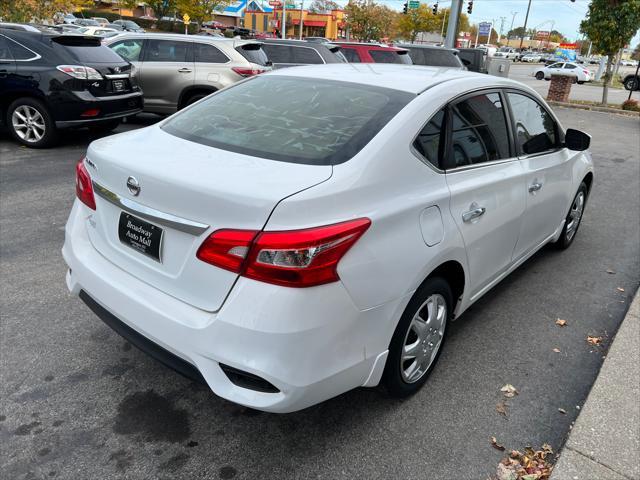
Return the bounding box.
[298,0,304,39]
[281,2,287,39]
[519,0,532,50]
[506,11,517,47]
[498,16,506,44]
[444,0,463,48]
[440,8,448,43]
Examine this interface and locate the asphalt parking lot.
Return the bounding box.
[1,108,639,480]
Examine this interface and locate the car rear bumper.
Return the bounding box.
[53,91,143,128]
[62,201,394,413]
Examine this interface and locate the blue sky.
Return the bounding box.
[334,0,640,46]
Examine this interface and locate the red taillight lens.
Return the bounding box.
[197,218,371,287]
[75,159,96,210]
[231,67,266,77]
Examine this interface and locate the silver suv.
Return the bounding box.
[104,33,270,113]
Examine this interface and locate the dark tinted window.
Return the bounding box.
[507,93,557,155]
[60,44,123,62]
[563,64,577,69]
[341,47,361,63]
[292,46,323,64]
[110,39,143,61]
[162,76,414,165]
[449,92,510,167]
[370,49,404,64]
[0,36,12,60]
[262,44,292,63]
[410,48,461,67]
[6,38,37,60]
[235,44,269,66]
[145,39,189,62]
[414,109,445,168]
[194,43,228,63]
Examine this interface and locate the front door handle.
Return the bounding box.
[462,206,486,223]
[178,68,192,73]
[528,182,543,193]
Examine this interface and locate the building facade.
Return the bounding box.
[244,8,346,39]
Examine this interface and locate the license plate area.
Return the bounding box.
[118,212,163,262]
[111,79,127,92]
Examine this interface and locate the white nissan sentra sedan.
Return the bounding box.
[63,64,593,413]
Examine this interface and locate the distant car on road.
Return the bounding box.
[520,53,542,63]
[0,28,143,147]
[104,33,271,113]
[493,47,519,61]
[62,64,594,413]
[54,12,78,24]
[91,17,110,27]
[396,43,464,69]
[112,20,144,32]
[534,61,592,84]
[333,42,411,64]
[77,26,119,37]
[261,39,347,68]
[75,18,101,27]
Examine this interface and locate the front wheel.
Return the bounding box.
[554,182,588,250]
[624,77,639,91]
[535,71,545,80]
[382,277,452,397]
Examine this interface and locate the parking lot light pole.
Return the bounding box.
[519,0,532,50]
[282,3,287,38]
[444,0,463,48]
[299,0,304,40]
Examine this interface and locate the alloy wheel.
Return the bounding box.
[565,191,585,242]
[12,105,46,144]
[400,293,447,384]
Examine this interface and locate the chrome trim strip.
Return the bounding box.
[92,181,210,236]
[104,73,130,79]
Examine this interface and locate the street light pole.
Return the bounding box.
[506,11,517,47]
[444,0,463,48]
[519,0,532,50]
[440,8,448,44]
[282,2,287,39]
[299,0,304,40]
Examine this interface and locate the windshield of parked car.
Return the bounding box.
[162,76,414,165]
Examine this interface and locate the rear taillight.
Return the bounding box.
[76,159,96,210]
[57,65,103,80]
[197,218,371,287]
[231,67,266,77]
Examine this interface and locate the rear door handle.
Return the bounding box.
[178,68,192,73]
[462,206,486,222]
[528,182,543,193]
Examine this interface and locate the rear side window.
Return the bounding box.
[341,47,361,63]
[0,36,12,60]
[162,76,414,165]
[110,39,143,62]
[262,44,291,63]
[414,109,445,168]
[144,39,189,62]
[507,93,558,155]
[235,44,269,66]
[6,38,38,60]
[370,49,404,64]
[449,93,510,167]
[292,46,323,64]
[194,43,228,63]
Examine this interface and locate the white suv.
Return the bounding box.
[63,65,593,413]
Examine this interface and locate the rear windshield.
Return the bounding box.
[162,76,414,165]
[62,44,126,62]
[409,48,462,67]
[370,49,411,64]
[235,44,269,66]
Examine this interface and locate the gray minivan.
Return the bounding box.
[105,33,270,113]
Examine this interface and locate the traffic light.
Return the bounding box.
[432,2,438,14]
[403,2,408,14]
[467,0,473,14]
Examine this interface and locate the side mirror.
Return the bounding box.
[564,128,591,151]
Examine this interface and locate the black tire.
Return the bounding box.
[577,81,585,85]
[535,71,545,80]
[553,182,588,250]
[383,277,453,398]
[624,77,639,91]
[88,119,121,134]
[181,91,212,109]
[6,97,57,148]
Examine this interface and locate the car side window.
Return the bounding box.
[564,64,577,69]
[110,39,143,62]
[549,62,563,68]
[448,92,511,167]
[145,39,189,62]
[341,47,361,63]
[0,36,12,60]
[262,44,292,63]
[507,92,558,155]
[6,38,37,60]
[413,108,445,169]
[292,46,323,64]
[193,43,228,63]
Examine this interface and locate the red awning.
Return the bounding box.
[304,20,326,27]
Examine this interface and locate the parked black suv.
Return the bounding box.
[0,29,143,147]
[260,39,346,68]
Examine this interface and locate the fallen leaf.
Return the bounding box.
[491,436,506,451]
[587,335,603,346]
[496,462,518,480]
[501,384,519,398]
[521,474,540,480]
[558,408,567,414]
[555,319,567,327]
[496,400,509,417]
[617,287,625,292]
[606,269,616,274]
[553,348,561,353]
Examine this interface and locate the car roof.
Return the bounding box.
[397,43,457,52]
[103,32,259,46]
[267,63,525,94]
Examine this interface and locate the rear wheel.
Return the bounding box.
[624,76,639,91]
[553,182,588,250]
[577,80,585,85]
[181,91,213,109]
[6,98,57,148]
[383,277,452,397]
[535,71,545,80]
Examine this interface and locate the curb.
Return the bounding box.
[547,100,640,117]
[550,289,640,480]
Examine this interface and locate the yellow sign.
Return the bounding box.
[183,14,190,24]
